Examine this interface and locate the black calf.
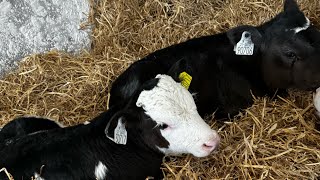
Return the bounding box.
[110,0,320,119]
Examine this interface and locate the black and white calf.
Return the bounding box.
[110,0,320,119]
[0,75,220,180]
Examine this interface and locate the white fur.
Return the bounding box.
[292,17,310,33]
[313,87,320,118]
[34,172,45,180]
[94,161,108,180]
[136,74,220,157]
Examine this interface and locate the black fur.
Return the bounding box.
[0,117,61,142]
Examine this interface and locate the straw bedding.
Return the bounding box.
[1,0,320,179]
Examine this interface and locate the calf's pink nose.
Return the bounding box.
[202,135,220,152]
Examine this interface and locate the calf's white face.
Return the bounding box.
[136,74,220,157]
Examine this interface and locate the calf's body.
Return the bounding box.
[0,75,220,180]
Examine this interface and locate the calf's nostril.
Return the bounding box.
[204,141,215,147]
[202,144,214,151]
[201,143,215,153]
[203,143,213,148]
[202,140,218,152]
[202,134,221,152]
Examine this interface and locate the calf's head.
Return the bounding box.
[106,74,220,157]
[260,0,320,90]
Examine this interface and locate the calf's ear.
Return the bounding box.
[227,25,262,48]
[105,112,130,145]
[167,59,189,82]
[282,0,309,31]
[105,109,141,145]
[284,0,300,12]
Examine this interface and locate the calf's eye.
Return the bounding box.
[159,123,169,130]
[285,51,297,59]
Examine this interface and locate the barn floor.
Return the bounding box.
[1,0,320,179]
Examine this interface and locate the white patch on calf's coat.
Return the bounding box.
[94,161,108,180]
[291,17,310,33]
[136,74,220,157]
[83,121,90,125]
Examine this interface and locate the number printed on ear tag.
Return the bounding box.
[107,118,127,145]
[114,119,127,145]
[234,31,254,56]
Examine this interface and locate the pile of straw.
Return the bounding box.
[1,0,320,179]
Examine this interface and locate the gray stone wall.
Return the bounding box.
[0,0,91,76]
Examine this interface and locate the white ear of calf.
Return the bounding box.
[94,161,108,180]
[292,17,310,33]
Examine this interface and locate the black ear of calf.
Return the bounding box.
[167,59,189,82]
[227,25,262,47]
[105,112,127,138]
[140,78,160,92]
[283,0,307,28]
[105,106,144,138]
[284,0,300,12]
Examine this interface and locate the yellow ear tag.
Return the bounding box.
[179,72,192,90]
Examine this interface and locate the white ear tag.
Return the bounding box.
[107,118,127,145]
[234,31,254,56]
